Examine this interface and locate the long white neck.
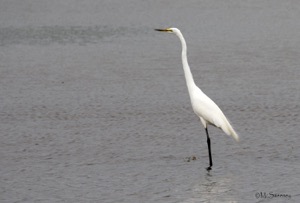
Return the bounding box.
[174,30,196,91]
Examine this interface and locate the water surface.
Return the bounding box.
[0,0,299,202]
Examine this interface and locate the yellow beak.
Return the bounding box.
[155,28,173,33]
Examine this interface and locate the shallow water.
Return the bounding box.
[1,0,300,202]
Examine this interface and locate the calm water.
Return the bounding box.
[0,1,300,202]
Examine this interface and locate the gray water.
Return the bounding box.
[1,0,300,202]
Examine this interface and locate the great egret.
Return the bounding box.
[155,28,239,170]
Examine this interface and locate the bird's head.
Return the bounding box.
[155,27,180,34]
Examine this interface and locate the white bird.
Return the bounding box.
[155,28,239,170]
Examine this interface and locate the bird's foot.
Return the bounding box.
[206,166,212,171]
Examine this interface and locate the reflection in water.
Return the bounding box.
[181,173,238,203]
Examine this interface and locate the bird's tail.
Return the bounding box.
[222,119,239,142]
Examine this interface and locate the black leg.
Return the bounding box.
[205,128,213,171]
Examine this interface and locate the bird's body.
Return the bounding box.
[190,86,239,141]
[155,28,239,170]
